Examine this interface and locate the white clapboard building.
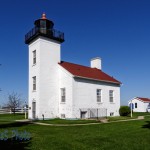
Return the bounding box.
[25,13,121,119]
[128,97,150,112]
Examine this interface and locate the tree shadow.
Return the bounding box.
[0,137,31,150]
[142,121,150,129]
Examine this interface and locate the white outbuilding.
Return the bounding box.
[128,97,150,112]
[25,13,121,120]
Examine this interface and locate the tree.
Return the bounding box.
[6,92,23,114]
[119,106,131,116]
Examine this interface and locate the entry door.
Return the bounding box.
[32,102,36,119]
[81,111,87,119]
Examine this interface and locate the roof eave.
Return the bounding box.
[74,75,121,85]
[130,97,150,103]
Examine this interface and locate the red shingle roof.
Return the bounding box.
[59,61,121,84]
[136,97,150,102]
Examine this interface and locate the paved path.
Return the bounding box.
[15,116,145,127]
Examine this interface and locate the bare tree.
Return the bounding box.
[6,92,22,114]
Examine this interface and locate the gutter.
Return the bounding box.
[74,75,121,85]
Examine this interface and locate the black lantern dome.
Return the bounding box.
[34,13,54,30]
[25,13,64,44]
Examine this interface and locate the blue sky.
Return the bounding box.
[0,0,150,105]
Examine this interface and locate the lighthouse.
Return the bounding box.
[25,13,64,119]
[25,13,121,120]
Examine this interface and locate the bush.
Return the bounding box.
[119,106,131,116]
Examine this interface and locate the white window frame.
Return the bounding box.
[33,76,36,91]
[109,90,114,103]
[61,88,66,102]
[135,103,137,108]
[97,89,102,102]
[33,50,36,65]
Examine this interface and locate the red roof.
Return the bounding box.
[59,61,121,84]
[136,97,150,102]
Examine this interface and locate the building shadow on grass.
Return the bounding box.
[142,121,150,129]
[0,122,31,128]
[0,122,32,149]
[0,137,31,150]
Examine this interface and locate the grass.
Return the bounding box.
[0,113,150,150]
[108,116,136,121]
[36,118,99,124]
[36,112,150,124]
[0,113,25,121]
[108,112,150,122]
[132,112,150,117]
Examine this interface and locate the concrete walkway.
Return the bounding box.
[15,116,145,127]
[31,122,102,126]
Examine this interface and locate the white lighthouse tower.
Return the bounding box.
[25,13,64,119]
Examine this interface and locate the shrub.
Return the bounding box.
[119,106,131,116]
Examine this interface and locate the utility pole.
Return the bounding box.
[24,101,27,119]
[130,100,133,118]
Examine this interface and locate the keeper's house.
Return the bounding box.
[128,97,150,112]
[25,13,121,119]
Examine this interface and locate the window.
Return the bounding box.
[110,112,114,116]
[32,102,36,118]
[40,20,46,29]
[33,76,36,91]
[61,114,66,118]
[97,89,102,102]
[81,111,87,119]
[135,103,137,108]
[61,88,66,102]
[33,50,36,65]
[109,90,114,102]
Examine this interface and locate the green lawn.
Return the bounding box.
[36,118,99,124]
[0,114,150,150]
[108,116,136,121]
[0,113,25,121]
[36,112,150,124]
[108,112,150,122]
[132,112,150,117]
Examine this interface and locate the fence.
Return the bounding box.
[0,108,28,114]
